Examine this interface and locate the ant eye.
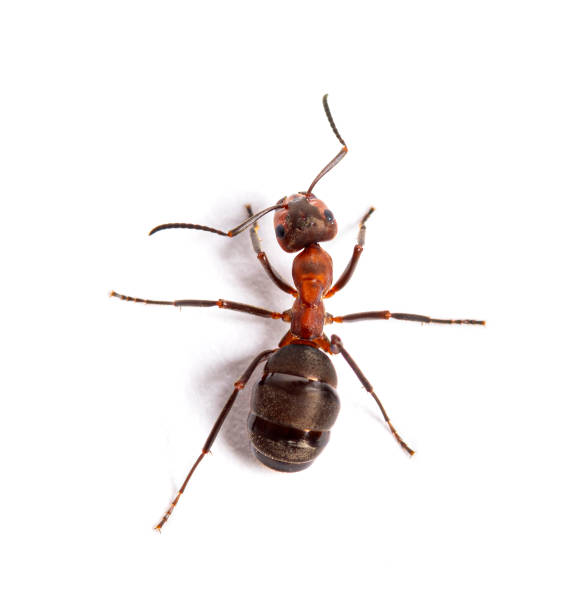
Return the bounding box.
[324,209,334,222]
[275,225,286,239]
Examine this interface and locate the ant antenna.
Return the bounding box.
[149,201,286,237]
[306,94,348,196]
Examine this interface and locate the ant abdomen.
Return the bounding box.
[248,344,340,472]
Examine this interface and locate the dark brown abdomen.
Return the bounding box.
[248,344,339,472]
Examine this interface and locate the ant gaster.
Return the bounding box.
[111,95,485,530]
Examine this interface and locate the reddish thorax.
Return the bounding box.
[290,244,333,339]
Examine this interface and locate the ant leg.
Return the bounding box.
[110,291,291,322]
[329,310,485,325]
[325,207,375,298]
[329,334,414,456]
[246,204,297,297]
[155,348,276,531]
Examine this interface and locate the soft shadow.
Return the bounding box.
[185,203,292,470]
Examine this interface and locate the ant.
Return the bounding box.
[111,95,485,530]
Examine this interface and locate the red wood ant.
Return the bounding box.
[111,95,485,530]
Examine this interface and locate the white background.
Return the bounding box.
[1,1,578,610]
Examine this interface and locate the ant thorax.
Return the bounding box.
[290,244,333,339]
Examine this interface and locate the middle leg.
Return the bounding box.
[328,310,485,325]
[110,290,290,322]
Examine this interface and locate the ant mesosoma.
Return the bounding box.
[111,95,485,530]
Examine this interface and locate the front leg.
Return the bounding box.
[324,207,374,299]
[246,204,297,297]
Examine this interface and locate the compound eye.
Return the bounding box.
[275,225,286,239]
[324,209,334,222]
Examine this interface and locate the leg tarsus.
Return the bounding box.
[154,451,207,531]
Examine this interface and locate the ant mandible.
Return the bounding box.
[111,95,485,530]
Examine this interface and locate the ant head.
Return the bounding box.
[147,96,347,251]
[273,193,337,252]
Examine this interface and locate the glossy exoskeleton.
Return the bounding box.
[111,95,485,530]
[249,343,339,472]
